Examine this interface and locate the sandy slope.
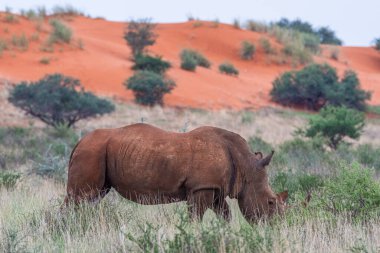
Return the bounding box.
[0,14,379,109]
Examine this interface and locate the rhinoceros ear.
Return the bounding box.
[277,190,288,202]
[254,152,263,160]
[258,150,274,167]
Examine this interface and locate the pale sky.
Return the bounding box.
[1,0,379,46]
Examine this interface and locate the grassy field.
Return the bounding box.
[1,88,380,252]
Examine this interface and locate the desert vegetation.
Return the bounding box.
[124,19,175,106]
[270,63,371,111]
[239,41,255,60]
[219,62,239,76]
[274,18,342,45]
[374,37,380,51]
[8,74,115,128]
[124,19,157,58]
[125,70,176,106]
[1,102,380,252]
[180,49,211,71]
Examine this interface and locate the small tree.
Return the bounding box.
[124,19,157,57]
[125,70,175,106]
[8,74,115,128]
[305,106,365,149]
[240,41,255,60]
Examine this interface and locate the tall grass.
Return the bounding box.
[1,102,380,252]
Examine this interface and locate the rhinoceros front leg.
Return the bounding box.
[213,198,231,221]
[187,189,215,220]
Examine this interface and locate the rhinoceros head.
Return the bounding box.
[238,151,288,221]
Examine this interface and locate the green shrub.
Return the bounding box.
[8,74,115,128]
[0,171,21,189]
[317,27,342,45]
[180,49,211,69]
[270,64,370,111]
[218,62,239,76]
[125,70,176,106]
[240,41,255,60]
[124,19,157,57]
[48,19,72,44]
[11,34,29,51]
[180,54,197,71]
[272,171,324,200]
[305,106,365,149]
[259,38,275,54]
[326,70,371,111]
[132,54,171,74]
[320,162,380,217]
[300,33,320,54]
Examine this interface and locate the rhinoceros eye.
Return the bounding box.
[268,198,276,205]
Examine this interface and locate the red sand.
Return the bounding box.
[1,14,379,109]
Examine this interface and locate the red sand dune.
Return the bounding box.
[1,14,380,110]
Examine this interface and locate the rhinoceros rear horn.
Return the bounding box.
[258,150,274,168]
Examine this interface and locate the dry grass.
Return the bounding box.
[1,179,379,252]
[1,82,380,252]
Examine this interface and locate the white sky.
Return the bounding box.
[1,0,379,46]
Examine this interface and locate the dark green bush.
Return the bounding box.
[124,19,157,57]
[240,41,255,60]
[218,62,239,76]
[125,70,176,106]
[270,64,370,111]
[8,74,115,128]
[305,106,365,149]
[326,70,371,111]
[132,54,171,74]
[317,27,342,45]
[180,49,211,69]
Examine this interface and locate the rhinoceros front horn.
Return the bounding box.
[258,150,274,168]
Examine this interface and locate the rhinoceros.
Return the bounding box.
[63,123,288,221]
